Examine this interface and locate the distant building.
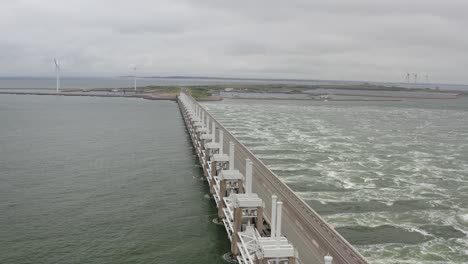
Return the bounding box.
[224,88,234,92]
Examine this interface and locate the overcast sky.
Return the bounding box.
[1,0,467,83]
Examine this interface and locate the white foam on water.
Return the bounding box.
[456,213,468,228]
[359,236,468,264]
[324,209,463,230]
[409,227,432,237]
[203,100,468,263]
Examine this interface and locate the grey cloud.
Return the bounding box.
[226,43,269,56]
[0,0,467,83]
[116,23,186,35]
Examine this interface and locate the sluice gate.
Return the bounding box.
[178,92,368,264]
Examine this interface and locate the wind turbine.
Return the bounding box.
[54,59,60,93]
[413,73,418,84]
[425,74,429,83]
[405,72,411,83]
[132,65,137,91]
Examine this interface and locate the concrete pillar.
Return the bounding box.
[245,159,253,194]
[210,161,216,195]
[211,121,216,141]
[238,179,244,194]
[231,207,243,256]
[219,130,224,154]
[202,161,208,177]
[201,110,205,128]
[204,148,210,169]
[254,256,260,264]
[218,180,227,219]
[256,206,264,233]
[288,257,296,264]
[271,195,278,237]
[229,142,235,170]
[276,201,283,242]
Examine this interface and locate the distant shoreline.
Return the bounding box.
[2,76,468,93]
[0,91,177,101]
[223,97,403,101]
[1,83,466,103]
[221,93,462,100]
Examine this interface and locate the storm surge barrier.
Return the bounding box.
[178,92,368,264]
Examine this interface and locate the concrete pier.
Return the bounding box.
[178,92,368,264]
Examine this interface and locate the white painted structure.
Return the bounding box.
[54,59,60,93]
[178,93,297,264]
[178,91,367,264]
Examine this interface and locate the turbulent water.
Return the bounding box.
[0,95,229,264]
[203,98,468,264]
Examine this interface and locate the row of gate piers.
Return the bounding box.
[178,93,334,264]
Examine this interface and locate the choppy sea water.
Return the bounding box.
[0,95,229,264]
[203,98,468,264]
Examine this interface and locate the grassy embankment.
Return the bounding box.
[184,83,442,93]
[185,87,222,100]
[67,82,464,101]
[148,83,460,99]
[142,86,181,96]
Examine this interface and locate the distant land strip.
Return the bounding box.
[0,91,177,101]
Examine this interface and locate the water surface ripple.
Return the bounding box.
[0,95,228,264]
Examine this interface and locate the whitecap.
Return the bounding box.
[455,213,468,227]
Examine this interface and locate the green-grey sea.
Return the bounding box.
[0,95,229,264]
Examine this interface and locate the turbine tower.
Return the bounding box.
[133,66,137,91]
[405,72,411,83]
[54,59,60,93]
[413,73,418,84]
[425,74,429,83]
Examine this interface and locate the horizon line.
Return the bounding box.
[0,75,467,87]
